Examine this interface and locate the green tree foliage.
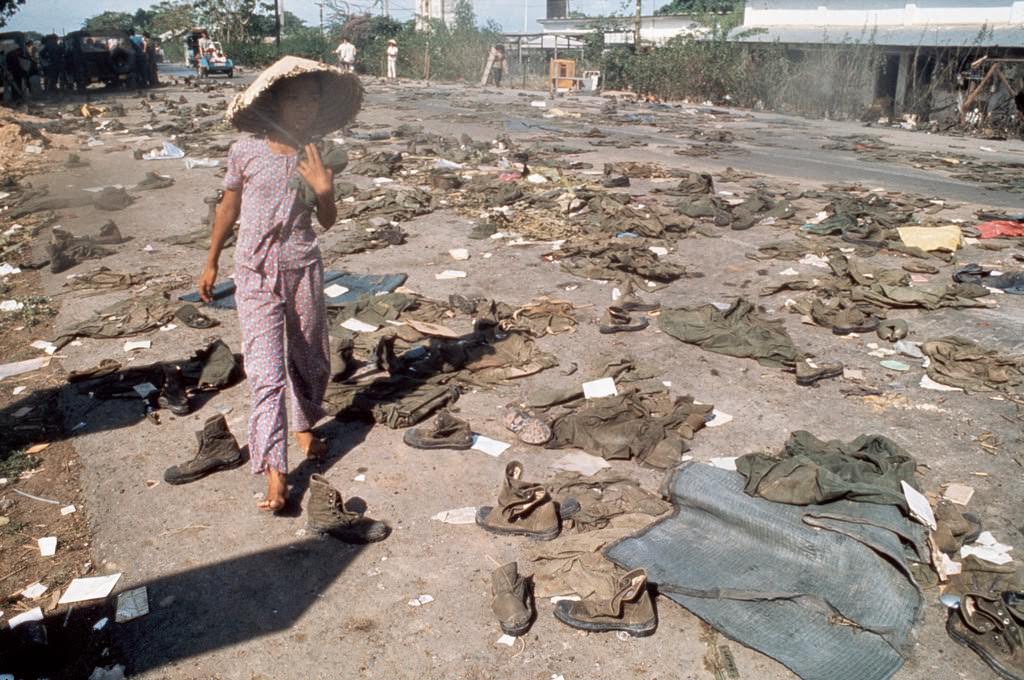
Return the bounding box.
[83,11,136,32]
[0,0,26,28]
[655,0,742,14]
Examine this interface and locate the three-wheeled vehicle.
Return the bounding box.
[198,41,233,78]
[185,29,233,78]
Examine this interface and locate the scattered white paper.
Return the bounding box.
[29,340,57,355]
[21,582,48,599]
[352,473,366,482]
[709,457,738,471]
[115,587,149,623]
[940,553,962,576]
[530,100,547,108]
[12,386,26,395]
[961,531,1014,565]
[435,270,467,280]
[582,377,617,399]
[495,633,517,646]
[894,340,924,359]
[0,263,21,276]
[159,323,177,332]
[943,483,975,506]
[324,284,350,297]
[550,451,611,477]
[407,594,434,607]
[60,504,77,515]
[648,246,668,257]
[799,253,830,269]
[123,340,151,352]
[431,507,478,524]
[58,573,122,604]
[0,300,24,312]
[448,248,470,261]
[142,141,185,160]
[779,267,800,276]
[184,157,219,169]
[901,481,936,530]
[526,173,549,184]
[132,382,158,399]
[843,368,864,381]
[93,617,109,631]
[0,359,45,385]
[920,375,963,392]
[8,607,43,629]
[340,318,379,333]
[471,435,511,457]
[705,409,733,428]
[38,537,57,557]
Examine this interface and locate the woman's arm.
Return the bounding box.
[299,143,337,229]
[198,188,241,302]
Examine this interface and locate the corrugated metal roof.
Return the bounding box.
[732,24,1024,48]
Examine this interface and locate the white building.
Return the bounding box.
[416,0,457,29]
[538,14,708,47]
[739,0,1024,48]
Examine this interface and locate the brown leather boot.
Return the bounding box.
[554,569,657,637]
[475,461,561,541]
[491,562,533,636]
[306,474,389,544]
[947,592,1024,680]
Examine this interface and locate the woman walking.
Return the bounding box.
[198,57,358,513]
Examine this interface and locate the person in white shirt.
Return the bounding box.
[386,39,398,80]
[334,37,356,73]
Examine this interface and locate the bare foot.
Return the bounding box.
[258,469,287,512]
[295,431,326,460]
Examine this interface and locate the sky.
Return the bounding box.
[5,0,675,35]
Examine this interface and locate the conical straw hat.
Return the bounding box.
[226,56,363,138]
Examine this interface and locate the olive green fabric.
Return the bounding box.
[659,298,802,368]
[921,336,1024,393]
[735,430,918,510]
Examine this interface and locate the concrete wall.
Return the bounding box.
[743,1,1024,27]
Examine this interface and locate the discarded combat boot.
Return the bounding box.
[831,308,880,335]
[502,404,552,445]
[616,280,660,312]
[476,461,561,541]
[134,172,174,191]
[599,306,649,334]
[877,319,908,342]
[553,569,657,637]
[402,411,473,450]
[795,359,844,386]
[947,592,1024,680]
[93,221,129,244]
[158,364,190,415]
[164,414,245,484]
[175,303,219,329]
[491,562,533,636]
[934,499,982,553]
[64,153,89,168]
[601,175,630,188]
[306,474,390,543]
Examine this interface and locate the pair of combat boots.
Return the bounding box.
[163,415,387,544]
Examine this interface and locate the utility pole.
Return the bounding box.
[523,0,527,32]
[440,0,446,27]
[634,0,641,52]
[384,0,390,17]
[275,0,282,49]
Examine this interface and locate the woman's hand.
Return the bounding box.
[298,143,334,199]
[198,262,218,303]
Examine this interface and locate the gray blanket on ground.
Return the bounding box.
[606,464,925,680]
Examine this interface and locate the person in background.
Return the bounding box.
[488,43,506,87]
[386,39,398,80]
[334,36,356,73]
[40,34,63,95]
[144,32,159,87]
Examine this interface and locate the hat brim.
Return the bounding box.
[226,56,363,137]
